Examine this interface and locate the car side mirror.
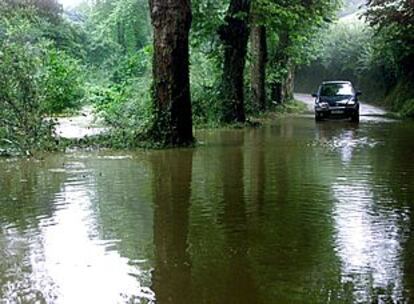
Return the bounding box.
[312,93,318,98]
[356,91,362,96]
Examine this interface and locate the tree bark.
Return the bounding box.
[270,30,291,104]
[250,24,267,111]
[271,82,283,104]
[271,62,295,104]
[218,0,251,123]
[284,63,295,101]
[149,0,193,145]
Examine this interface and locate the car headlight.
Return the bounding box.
[318,102,329,108]
[347,100,356,105]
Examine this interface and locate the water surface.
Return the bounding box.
[1,116,414,303]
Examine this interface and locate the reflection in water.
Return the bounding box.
[0,158,154,303]
[151,150,193,304]
[315,122,376,164]
[247,129,266,217]
[332,169,410,302]
[218,132,259,304]
[1,118,414,303]
[38,179,153,303]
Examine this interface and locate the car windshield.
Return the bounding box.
[320,83,353,97]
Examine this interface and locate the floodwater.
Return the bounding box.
[1,115,414,303]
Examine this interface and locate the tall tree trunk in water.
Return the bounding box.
[149,0,193,145]
[218,0,251,123]
[250,24,267,111]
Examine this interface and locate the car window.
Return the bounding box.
[320,83,354,97]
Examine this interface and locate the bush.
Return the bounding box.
[0,5,84,153]
[0,38,56,154]
[86,77,153,147]
[383,78,414,117]
[190,49,223,127]
[42,48,84,114]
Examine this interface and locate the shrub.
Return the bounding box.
[0,38,55,154]
[86,77,154,147]
[0,6,84,153]
[41,48,84,114]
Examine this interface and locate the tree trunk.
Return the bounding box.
[271,82,282,104]
[284,63,295,101]
[250,24,267,111]
[270,30,290,104]
[149,0,193,145]
[218,0,251,123]
[270,64,295,104]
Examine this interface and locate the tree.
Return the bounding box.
[149,0,194,145]
[365,0,414,75]
[218,0,251,123]
[262,0,339,104]
[250,15,267,111]
[4,0,62,21]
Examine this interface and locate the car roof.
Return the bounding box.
[321,81,352,85]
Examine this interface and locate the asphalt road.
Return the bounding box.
[294,93,387,117]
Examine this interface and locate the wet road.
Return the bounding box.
[1,115,414,303]
[295,93,387,117]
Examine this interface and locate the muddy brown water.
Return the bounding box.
[1,116,414,303]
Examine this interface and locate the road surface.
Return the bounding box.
[294,93,387,117]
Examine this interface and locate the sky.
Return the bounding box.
[58,0,85,8]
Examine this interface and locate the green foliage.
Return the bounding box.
[320,21,372,76]
[42,48,84,114]
[0,2,86,153]
[401,99,414,118]
[296,11,413,113]
[190,50,223,127]
[190,0,227,125]
[83,42,153,147]
[81,0,151,65]
[89,78,154,148]
[3,0,62,22]
[384,79,414,118]
[365,0,413,69]
[274,99,307,114]
[0,29,55,153]
[111,45,152,83]
[250,0,342,105]
[257,0,340,62]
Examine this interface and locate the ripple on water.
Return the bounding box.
[332,177,410,302]
[1,118,414,303]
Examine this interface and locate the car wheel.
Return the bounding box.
[315,113,323,122]
[351,111,360,123]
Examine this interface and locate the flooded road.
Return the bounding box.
[295,93,387,117]
[54,106,107,139]
[1,116,414,303]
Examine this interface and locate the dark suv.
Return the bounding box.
[313,81,361,122]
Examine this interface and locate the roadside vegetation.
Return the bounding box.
[296,0,414,118]
[0,0,412,155]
